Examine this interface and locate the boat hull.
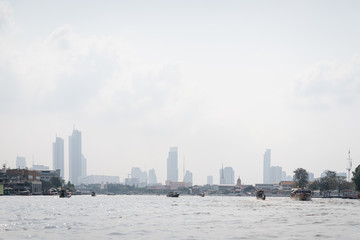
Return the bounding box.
[290,188,312,201]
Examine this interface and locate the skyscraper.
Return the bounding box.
[263,149,271,184]
[16,156,27,169]
[220,164,225,184]
[270,166,282,184]
[183,170,193,184]
[167,147,178,182]
[69,129,82,185]
[52,137,64,179]
[81,154,87,178]
[224,167,235,184]
[148,169,158,185]
[207,175,213,185]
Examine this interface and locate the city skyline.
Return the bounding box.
[1,1,360,185]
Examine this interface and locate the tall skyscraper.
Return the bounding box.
[183,170,193,184]
[270,166,282,184]
[263,149,271,184]
[167,147,178,182]
[16,156,27,169]
[52,137,64,179]
[219,164,225,184]
[81,154,87,178]
[207,175,213,185]
[148,169,158,185]
[224,167,235,184]
[69,129,82,185]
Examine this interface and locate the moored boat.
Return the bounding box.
[59,189,72,198]
[256,190,266,200]
[166,191,180,197]
[290,188,312,201]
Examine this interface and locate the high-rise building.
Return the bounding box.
[219,164,225,184]
[224,167,234,184]
[183,170,193,184]
[16,156,27,169]
[69,129,82,185]
[52,137,64,179]
[263,149,271,184]
[308,172,315,182]
[148,169,157,185]
[207,175,213,185]
[81,154,87,178]
[131,167,142,179]
[270,166,282,184]
[167,147,178,182]
[219,166,234,184]
[130,167,147,187]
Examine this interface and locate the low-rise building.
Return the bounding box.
[5,169,42,195]
[79,175,120,185]
[165,180,192,190]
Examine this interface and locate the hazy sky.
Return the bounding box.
[1,0,360,185]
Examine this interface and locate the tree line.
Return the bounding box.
[293,165,360,194]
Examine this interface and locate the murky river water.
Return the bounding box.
[1,195,359,239]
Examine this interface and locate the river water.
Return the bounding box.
[1,195,359,239]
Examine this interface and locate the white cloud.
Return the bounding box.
[0,1,13,30]
[294,56,360,110]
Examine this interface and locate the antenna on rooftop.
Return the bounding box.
[346,149,352,182]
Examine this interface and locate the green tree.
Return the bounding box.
[50,177,62,188]
[65,181,75,192]
[352,164,360,191]
[319,170,337,193]
[293,168,309,188]
[308,179,320,191]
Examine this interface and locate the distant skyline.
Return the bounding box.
[1,1,360,185]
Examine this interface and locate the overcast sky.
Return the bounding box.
[1,0,360,185]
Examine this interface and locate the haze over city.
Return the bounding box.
[1,0,360,185]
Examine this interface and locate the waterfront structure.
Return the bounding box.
[79,175,120,184]
[207,175,213,185]
[52,136,64,179]
[5,168,42,194]
[148,169,157,185]
[167,147,178,182]
[16,156,27,169]
[183,170,193,184]
[165,180,192,190]
[263,149,271,184]
[39,169,61,182]
[69,129,82,185]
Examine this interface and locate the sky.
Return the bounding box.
[1,0,360,185]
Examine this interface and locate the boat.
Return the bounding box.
[91,191,96,197]
[256,190,266,200]
[166,191,180,197]
[59,189,72,198]
[290,188,312,201]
